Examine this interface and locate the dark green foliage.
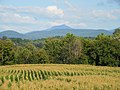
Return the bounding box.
[31,70,35,80]
[113,28,120,35]
[40,70,48,80]
[19,70,23,81]
[71,72,74,76]
[1,76,4,83]
[53,71,58,76]
[15,75,18,82]
[44,70,48,76]
[0,39,14,65]
[14,70,16,74]
[47,71,51,76]
[0,32,120,67]
[24,70,27,80]
[57,71,62,76]
[34,71,38,80]
[44,33,82,64]
[35,49,49,64]
[65,78,71,83]
[11,70,13,73]
[17,70,20,74]
[28,70,31,81]
[40,70,45,79]
[5,75,9,80]
[82,33,120,66]
[8,82,12,88]
[10,75,13,82]
[38,71,42,79]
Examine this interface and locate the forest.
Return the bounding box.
[0,28,120,67]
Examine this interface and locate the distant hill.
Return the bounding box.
[0,25,113,40]
[0,30,24,38]
[48,24,72,30]
[109,30,115,33]
[24,25,113,39]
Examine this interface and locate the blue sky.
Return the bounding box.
[0,0,120,33]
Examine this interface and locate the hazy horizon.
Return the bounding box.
[0,0,120,33]
[0,24,114,34]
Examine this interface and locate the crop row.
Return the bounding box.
[0,68,120,87]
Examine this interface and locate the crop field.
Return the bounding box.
[0,64,120,90]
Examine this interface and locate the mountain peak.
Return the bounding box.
[0,30,20,34]
[50,24,72,30]
[0,30,24,38]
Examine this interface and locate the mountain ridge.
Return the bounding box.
[0,25,114,40]
[0,30,24,38]
[49,24,72,30]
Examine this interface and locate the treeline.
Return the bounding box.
[0,28,120,66]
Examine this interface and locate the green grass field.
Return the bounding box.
[0,64,120,90]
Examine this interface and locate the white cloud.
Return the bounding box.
[0,5,64,18]
[0,19,87,33]
[0,13,36,24]
[0,4,119,33]
[92,10,117,20]
[46,6,64,17]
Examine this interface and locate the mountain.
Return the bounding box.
[109,30,115,33]
[24,25,112,39]
[0,30,24,38]
[0,25,113,40]
[49,24,72,30]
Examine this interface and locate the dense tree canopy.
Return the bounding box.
[113,28,120,35]
[0,31,120,66]
[0,39,14,65]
